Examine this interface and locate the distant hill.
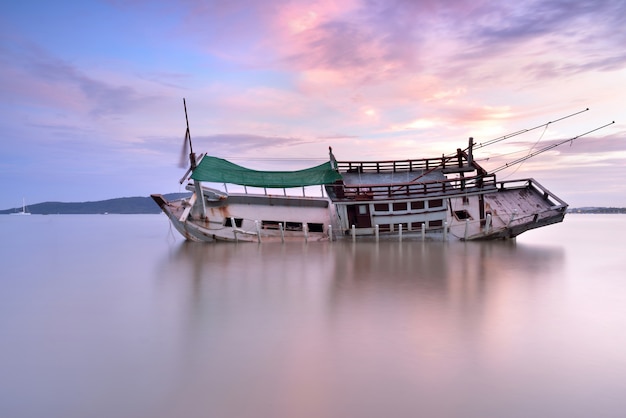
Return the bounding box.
[568,207,626,214]
[0,193,191,215]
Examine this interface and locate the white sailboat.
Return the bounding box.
[11,198,31,215]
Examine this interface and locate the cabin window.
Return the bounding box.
[429,220,443,228]
[411,221,425,229]
[262,220,282,230]
[429,199,444,208]
[396,222,409,230]
[307,223,324,233]
[285,222,303,231]
[411,201,425,210]
[358,205,368,215]
[454,210,472,220]
[224,218,243,227]
[393,202,407,211]
[378,224,391,232]
[374,203,389,212]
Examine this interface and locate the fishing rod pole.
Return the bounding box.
[466,107,590,153]
[490,120,615,174]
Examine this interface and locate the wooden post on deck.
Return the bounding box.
[351,225,356,242]
[479,194,486,227]
[485,214,492,233]
[231,217,238,242]
[375,224,379,242]
[328,225,333,242]
[303,223,308,243]
[398,224,403,242]
[444,222,448,241]
[279,223,285,243]
[464,219,469,240]
[255,220,261,243]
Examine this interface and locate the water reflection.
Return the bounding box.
[153,240,566,418]
[4,215,626,418]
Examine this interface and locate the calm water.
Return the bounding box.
[1,214,626,418]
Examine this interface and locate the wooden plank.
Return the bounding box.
[179,193,197,222]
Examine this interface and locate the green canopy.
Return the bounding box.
[190,156,343,188]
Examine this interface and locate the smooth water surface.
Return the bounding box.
[1,214,626,417]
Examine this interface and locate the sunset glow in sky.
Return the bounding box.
[1,0,625,209]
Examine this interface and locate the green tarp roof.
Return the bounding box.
[190,156,343,188]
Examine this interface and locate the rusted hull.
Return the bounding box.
[151,106,587,244]
[152,178,567,243]
[465,210,566,240]
[151,193,333,243]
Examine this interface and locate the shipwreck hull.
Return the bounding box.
[152,175,567,243]
[151,193,333,243]
[150,104,617,243]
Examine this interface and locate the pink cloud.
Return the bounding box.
[162,0,622,146]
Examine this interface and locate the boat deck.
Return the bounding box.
[485,186,561,227]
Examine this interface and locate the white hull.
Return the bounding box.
[152,191,333,243]
[152,177,566,243]
[150,104,620,243]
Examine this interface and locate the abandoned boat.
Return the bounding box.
[152,142,567,242]
[151,104,612,243]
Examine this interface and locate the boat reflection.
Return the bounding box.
[152,240,565,418]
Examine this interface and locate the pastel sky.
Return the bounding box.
[1,0,625,210]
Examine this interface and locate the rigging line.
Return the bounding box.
[444,107,590,158]
[490,121,615,174]
[407,154,458,183]
[472,107,589,150]
[499,123,550,180]
[475,147,538,161]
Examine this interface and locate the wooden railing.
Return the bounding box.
[337,157,450,173]
[330,174,497,201]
